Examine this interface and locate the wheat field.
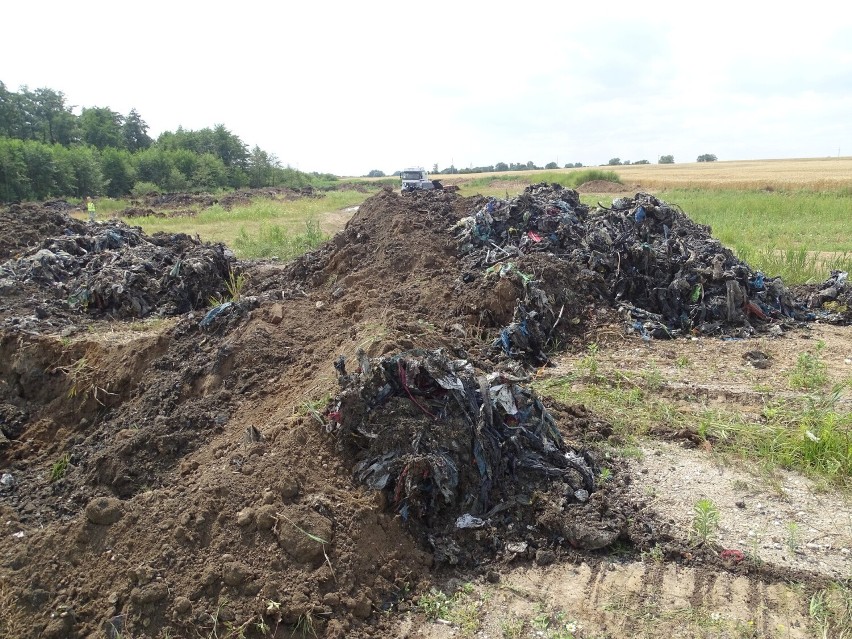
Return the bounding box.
[436,157,852,192]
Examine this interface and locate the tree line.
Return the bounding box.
[0,82,334,203]
[367,153,718,178]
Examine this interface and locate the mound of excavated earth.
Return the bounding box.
[0,187,847,639]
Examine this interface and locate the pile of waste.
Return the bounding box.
[327,348,627,564]
[456,185,848,353]
[800,270,851,324]
[0,211,233,324]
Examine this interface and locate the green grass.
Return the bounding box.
[49,452,71,482]
[232,220,327,260]
[658,189,852,283]
[133,191,365,257]
[809,583,852,638]
[418,585,482,637]
[788,341,829,390]
[535,370,852,488]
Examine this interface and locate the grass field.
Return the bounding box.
[107,157,852,282]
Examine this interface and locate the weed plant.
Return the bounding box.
[788,341,829,390]
[417,585,481,637]
[49,452,71,482]
[234,220,327,260]
[691,498,720,545]
[810,583,852,638]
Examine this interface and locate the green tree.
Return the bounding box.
[79,107,125,149]
[22,141,58,199]
[545,161,558,169]
[100,147,136,196]
[366,169,385,177]
[135,147,174,186]
[213,123,248,168]
[32,87,78,145]
[191,153,228,189]
[248,145,277,187]
[495,162,508,171]
[123,108,152,152]
[697,153,718,162]
[50,145,78,195]
[608,158,622,166]
[659,155,675,164]
[66,145,104,197]
[0,138,30,201]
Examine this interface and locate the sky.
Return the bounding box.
[2,1,851,176]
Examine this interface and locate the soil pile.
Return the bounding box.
[0,187,843,639]
[0,189,622,639]
[0,200,79,261]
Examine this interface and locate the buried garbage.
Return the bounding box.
[327,348,636,564]
[0,207,233,328]
[455,184,849,358]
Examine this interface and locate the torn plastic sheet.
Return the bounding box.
[330,348,598,524]
[455,513,487,529]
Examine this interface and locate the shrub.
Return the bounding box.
[131,181,160,197]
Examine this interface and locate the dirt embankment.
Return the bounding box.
[0,188,849,639]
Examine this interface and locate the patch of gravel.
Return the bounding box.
[627,440,852,580]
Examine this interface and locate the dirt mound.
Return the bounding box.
[0,187,844,639]
[575,180,628,193]
[0,201,79,261]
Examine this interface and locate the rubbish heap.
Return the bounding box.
[327,348,623,564]
[0,211,233,323]
[456,184,841,352]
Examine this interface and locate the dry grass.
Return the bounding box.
[435,157,852,192]
[0,577,28,638]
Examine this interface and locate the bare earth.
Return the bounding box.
[1,192,850,639]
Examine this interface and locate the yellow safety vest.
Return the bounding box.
[87,201,96,212]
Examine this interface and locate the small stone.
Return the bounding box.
[256,505,277,530]
[276,506,332,564]
[174,596,192,614]
[85,497,124,526]
[486,570,501,583]
[278,477,300,501]
[323,592,340,607]
[351,596,371,620]
[222,561,250,587]
[735,501,746,509]
[236,508,255,527]
[269,303,285,325]
[315,301,325,310]
[535,549,557,566]
[130,582,169,605]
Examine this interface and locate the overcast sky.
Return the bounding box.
[3,1,851,176]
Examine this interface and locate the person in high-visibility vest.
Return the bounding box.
[86,196,96,222]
